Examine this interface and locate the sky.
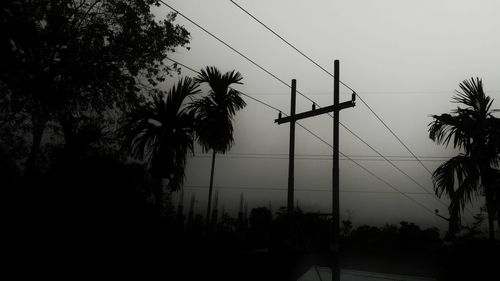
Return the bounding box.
[154,0,500,230]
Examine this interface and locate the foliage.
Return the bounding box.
[122,77,200,191]
[190,66,246,153]
[428,77,500,239]
[0,0,191,175]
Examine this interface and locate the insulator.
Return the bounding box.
[352,92,356,101]
[278,111,282,119]
[312,103,316,110]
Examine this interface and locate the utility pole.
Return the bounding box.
[275,60,355,281]
[288,79,296,218]
[332,59,340,281]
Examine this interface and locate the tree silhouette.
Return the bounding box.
[428,77,500,240]
[189,66,246,225]
[0,0,190,178]
[122,77,199,215]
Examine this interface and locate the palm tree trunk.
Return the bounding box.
[485,188,496,241]
[206,149,216,226]
[448,205,460,238]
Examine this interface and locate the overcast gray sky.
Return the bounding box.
[155,0,500,230]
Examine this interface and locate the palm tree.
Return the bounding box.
[122,77,200,215]
[428,77,500,240]
[190,66,246,225]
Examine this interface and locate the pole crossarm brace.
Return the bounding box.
[275,100,355,124]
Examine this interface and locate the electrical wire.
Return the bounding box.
[228,0,479,218]
[166,58,445,221]
[189,151,450,161]
[184,185,433,195]
[228,0,477,218]
[228,1,436,179]
[160,3,442,202]
[193,151,451,159]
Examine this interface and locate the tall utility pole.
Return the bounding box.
[275,60,355,281]
[332,59,341,281]
[288,79,297,217]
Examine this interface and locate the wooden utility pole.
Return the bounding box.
[275,60,355,281]
[288,79,297,217]
[332,59,340,281]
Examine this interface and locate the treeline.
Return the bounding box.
[169,205,444,254]
[170,205,499,281]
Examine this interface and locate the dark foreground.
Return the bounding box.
[3,218,499,281]
[2,184,499,280]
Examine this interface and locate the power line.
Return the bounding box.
[194,151,452,159]
[166,57,284,113]
[190,154,449,162]
[339,121,446,204]
[184,185,434,195]
[164,55,443,220]
[160,3,478,223]
[159,0,296,95]
[162,6,435,197]
[229,0,356,93]
[324,143,441,218]
[168,60,443,220]
[227,1,474,216]
[238,90,500,96]
[160,2,440,201]
[160,2,332,118]
[167,29,445,212]
[228,1,436,178]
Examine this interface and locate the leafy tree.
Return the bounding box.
[428,77,500,240]
[190,66,246,225]
[0,0,190,178]
[122,77,199,215]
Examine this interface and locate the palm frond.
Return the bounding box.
[195,66,243,94]
[222,70,243,85]
[195,66,222,92]
[190,66,246,153]
[428,113,471,150]
[452,77,493,117]
[226,88,247,115]
[165,76,200,115]
[433,155,481,230]
[121,77,199,190]
[433,155,480,201]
